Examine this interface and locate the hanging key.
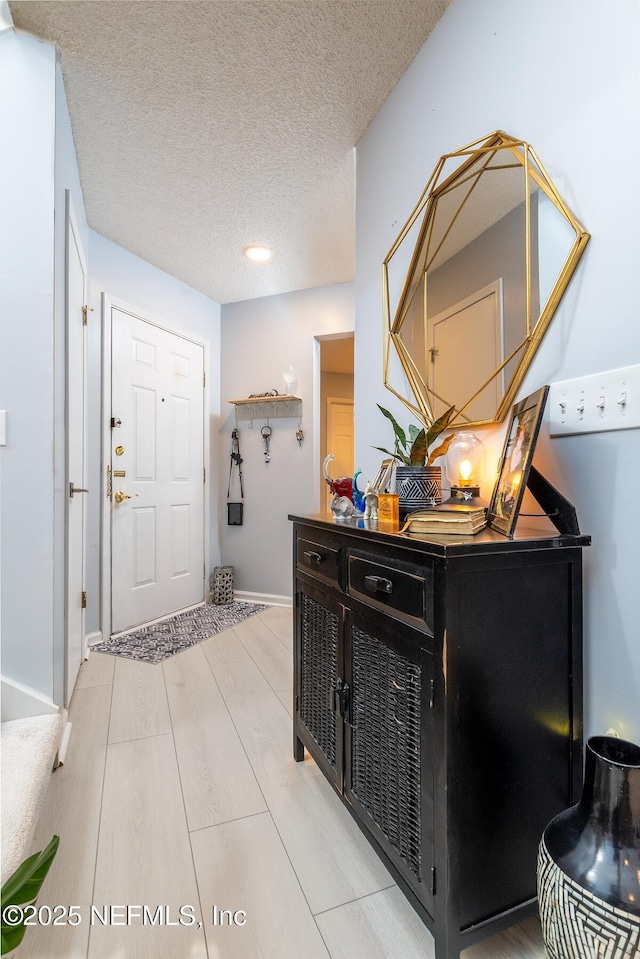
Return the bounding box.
[261,424,272,463]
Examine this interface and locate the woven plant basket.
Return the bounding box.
[395,465,442,518]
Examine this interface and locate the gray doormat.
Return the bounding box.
[93,601,267,664]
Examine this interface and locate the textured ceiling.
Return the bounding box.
[10,0,449,303]
[9,0,450,304]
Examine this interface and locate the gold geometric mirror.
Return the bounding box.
[383,131,589,427]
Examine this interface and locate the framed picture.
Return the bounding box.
[488,385,549,537]
[371,458,394,494]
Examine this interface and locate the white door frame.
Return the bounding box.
[101,294,210,641]
[64,192,88,704]
[313,332,355,511]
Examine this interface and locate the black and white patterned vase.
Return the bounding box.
[537,736,640,958]
[395,465,442,518]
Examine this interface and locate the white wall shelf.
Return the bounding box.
[229,394,302,423]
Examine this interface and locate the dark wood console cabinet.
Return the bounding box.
[290,514,589,959]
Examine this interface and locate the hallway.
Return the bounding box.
[23,607,545,958]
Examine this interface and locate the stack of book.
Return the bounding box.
[402,502,487,535]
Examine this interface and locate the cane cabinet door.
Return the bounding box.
[344,609,435,915]
[296,582,345,790]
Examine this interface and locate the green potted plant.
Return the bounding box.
[1,835,59,955]
[375,404,456,514]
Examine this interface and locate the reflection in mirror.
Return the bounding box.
[383,132,589,427]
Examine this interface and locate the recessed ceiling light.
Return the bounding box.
[243,245,272,262]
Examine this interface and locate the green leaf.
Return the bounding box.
[1,835,59,954]
[2,918,26,955]
[426,405,456,449]
[409,429,427,466]
[408,424,422,445]
[377,405,407,452]
[427,432,456,466]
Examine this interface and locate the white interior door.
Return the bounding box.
[429,280,503,422]
[326,398,354,510]
[66,196,87,703]
[111,309,205,633]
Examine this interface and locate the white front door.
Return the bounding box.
[110,309,205,633]
[66,195,87,703]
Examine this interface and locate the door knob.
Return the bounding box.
[114,490,139,503]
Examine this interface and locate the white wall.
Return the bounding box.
[0,31,220,704]
[0,32,57,699]
[355,0,640,740]
[220,284,354,601]
[88,232,222,628]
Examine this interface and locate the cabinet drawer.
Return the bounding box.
[297,536,341,587]
[348,553,433,634]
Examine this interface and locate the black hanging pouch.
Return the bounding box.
[227,502,243,526]
[227,428,244,525]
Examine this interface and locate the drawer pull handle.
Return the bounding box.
[364,574,393,594]
[303,550,323,565]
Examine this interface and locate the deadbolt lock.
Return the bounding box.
[114,490,139,504]
[115,445,125,456]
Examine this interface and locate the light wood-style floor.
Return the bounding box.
[23,607,546,958]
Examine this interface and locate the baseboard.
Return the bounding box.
[56,710,73,767]
[234,590,293,608]
[86,630,103,648]
[1,676,60,722]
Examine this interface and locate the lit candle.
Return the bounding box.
[459,459,473,486]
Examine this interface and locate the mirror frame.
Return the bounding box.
[382,131,590,427]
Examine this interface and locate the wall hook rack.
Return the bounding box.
[229,394,302,421]
[229,395,303,436]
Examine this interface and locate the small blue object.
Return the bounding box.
[352,470,365,512]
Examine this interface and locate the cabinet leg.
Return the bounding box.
[293,733,305,762]
[433,923,459,959]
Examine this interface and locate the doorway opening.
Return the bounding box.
[319,334,354,512]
